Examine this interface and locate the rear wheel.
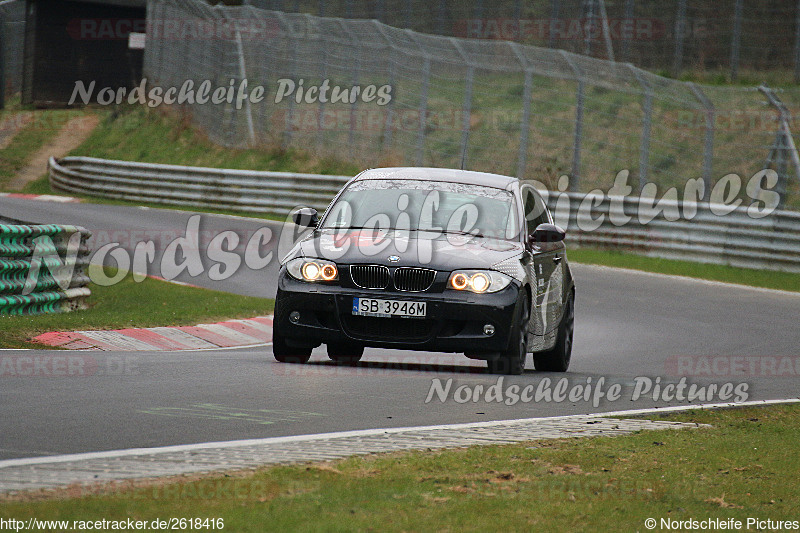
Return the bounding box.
[272,333,312,364]
[487,296,529,375]
[533,291,574,372]
[327,342,364,364]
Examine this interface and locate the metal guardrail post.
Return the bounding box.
[730,0,743,82]
[689,83,714,201]
[405,29,430,167]
[629,64,653,193]
[510,42,532,180]
[450,38,474,170]
[560,51,583,192]
[672,0,687,78]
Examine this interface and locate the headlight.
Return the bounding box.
[286,258,338,282]
[447,270,512,293]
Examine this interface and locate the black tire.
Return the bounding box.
[533,291,574,372]
[487,296,529,375]
[327,342,364,364]
[272,333,312,364]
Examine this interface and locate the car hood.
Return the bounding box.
[288,229,524,271]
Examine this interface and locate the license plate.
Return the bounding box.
[352,298,427,318]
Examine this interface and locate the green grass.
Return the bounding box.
[569,247,800,293]
[0,266,273,349]
[70,106,360,175]
[2,404,798,530]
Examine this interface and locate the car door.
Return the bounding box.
[521,185,564,336]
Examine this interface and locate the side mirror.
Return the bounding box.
[529,223,566,244]
[292,207,319,228]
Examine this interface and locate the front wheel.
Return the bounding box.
[533,291,574,372]
[487,296,529,375]
[272,333,312,364]
[327,342,364,364]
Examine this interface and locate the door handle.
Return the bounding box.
[553,256,563,264]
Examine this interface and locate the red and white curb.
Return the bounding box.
[32,316,273,351]
[0,192,80,203]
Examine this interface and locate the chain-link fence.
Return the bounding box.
[144,0,800,209]
[0,0,25,108]
[243,0,800,82]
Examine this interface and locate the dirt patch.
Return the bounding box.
[7,114,100,191]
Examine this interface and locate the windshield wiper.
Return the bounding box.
[326,227,486,238]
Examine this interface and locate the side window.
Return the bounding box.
[522,186,549,235]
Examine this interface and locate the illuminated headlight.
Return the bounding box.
[286,258,338,282]
[447,270,512,293]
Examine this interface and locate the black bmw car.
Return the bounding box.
[273,167,575,374]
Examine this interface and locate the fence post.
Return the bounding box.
[548,0,559,48]
[672,0,687,78]
[759,84,800,209]
[234,23,256,147]
[406,30,430,166]
[560,51,583,192]
[513,0,522,32]
[274,11,296,148]
[629,64,652,192]
[436,0,446,35]
[450,38,473,169]
[510,42,532,179]
[373,21,396,148]
[339,20,360,147]
[689,83,714,201]
[794,0,800,84]
[0,13,5,110]
[621,0,633,62]
[730,0,743,82]
[597,0,614,61]
[583,0,596,57]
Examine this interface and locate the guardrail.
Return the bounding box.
[49,156,348,214]
[0,223,92,315]
[49,156,800,273]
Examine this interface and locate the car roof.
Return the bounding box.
[353,167,518,190]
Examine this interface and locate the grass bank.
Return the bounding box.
[568,247,800,293]
[0,266,273,349]
[2,404,798,530]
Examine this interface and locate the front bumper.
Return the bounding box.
[274,271,521,354]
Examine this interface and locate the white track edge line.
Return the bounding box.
[1,398,797,469]
[573,262,800,297]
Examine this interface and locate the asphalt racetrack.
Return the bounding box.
[1,198,798,460]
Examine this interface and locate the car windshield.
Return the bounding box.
[321,178,519,240]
